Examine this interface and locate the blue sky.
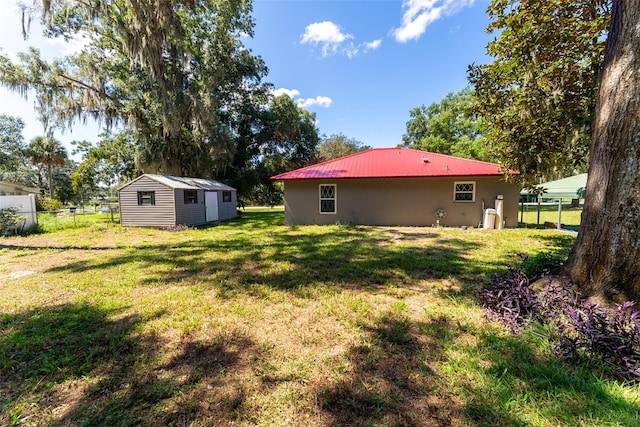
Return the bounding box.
[0,0,494,156]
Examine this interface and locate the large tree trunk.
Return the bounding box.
[565,0,640,302]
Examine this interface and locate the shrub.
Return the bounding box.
[37,197,63,212]
[0,206,24,235]
[555,300,640,380]
[480,268,539,334]
[481,268,640,382]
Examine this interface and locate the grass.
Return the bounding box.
[519,203,583,228]
[34,210,120,233]
[1,208,638,426]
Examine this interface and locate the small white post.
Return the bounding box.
[557,199,562,230]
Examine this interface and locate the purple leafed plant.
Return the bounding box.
[481,266,640,382]
[556,301,640,380]
[480,268,540,334]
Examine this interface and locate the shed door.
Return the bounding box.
[205,191,219,222]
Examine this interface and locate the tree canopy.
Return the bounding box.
[0,114,26,172]
[468,0,610,184]
[402,88,492,162]
[316,134,371,162]
[27,135,68,198]
[2,0,319,203]
[71,131,139,200]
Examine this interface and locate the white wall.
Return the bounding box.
[0,194,38,232]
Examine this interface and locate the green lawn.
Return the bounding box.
[519,203,583,228]
[1,209,637,426]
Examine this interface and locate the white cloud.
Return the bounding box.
[364,39,382,51]
[272,87,301,98]
[301,21,350,44]
[301,21,383,58]
[301,21,353,57]
[393,0,475,43]
[297,96,333,109]
[272,88,332,110]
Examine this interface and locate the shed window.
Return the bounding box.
[137,191,155,206]
[184,190,198,204]
[454,182,475,202]
[222,191,232,203]
[319,184,336,214]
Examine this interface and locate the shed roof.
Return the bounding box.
[271,148,504,180]
[520,173,587,199]
[121,174,235,191]
[0,180,40,194]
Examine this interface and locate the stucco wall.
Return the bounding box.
[282,177,520,227]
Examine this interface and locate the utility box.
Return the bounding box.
[483,208,496,229]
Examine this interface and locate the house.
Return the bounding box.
[0,181,40,233]
[271,148,520,228]
[118,174,237,227]
[0,181,40,196]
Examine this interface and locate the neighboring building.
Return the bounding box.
[118,174,237,227]
[520,173,587,201]
[0,182,40,233]
[271,148,520,228]
[0,181,40,196]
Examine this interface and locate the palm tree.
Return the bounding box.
[27,136,67,198]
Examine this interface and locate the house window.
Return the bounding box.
[222,191,232,203]
[454,182,475,202]
[137,191,155,206]
[184,190,198,204]
[319,184,336,214]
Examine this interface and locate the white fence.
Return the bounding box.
[0,194,38,233]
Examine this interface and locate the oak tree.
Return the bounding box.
[0,114,26,172]
[565,0,640,302]
[402,88,492,161]
[469,0,610,184]
[316,134,371,162]
[2,0,269,178]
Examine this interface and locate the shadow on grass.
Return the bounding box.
[36,222,506,301]
[2,212,636,425]
[317,312,451,425]
[460,331,640,426]
[7,211,576,304]
[0,303,261,425]
[315,309,640,426]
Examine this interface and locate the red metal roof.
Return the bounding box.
[271,148,504,180]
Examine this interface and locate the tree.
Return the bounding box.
[0,114,26,172]
[71,131,139,201]
[565,0,640,302]
[4,1,319,203]
[2,0,269,178]
[224,94,319,204]
[316,134,371,162]
[27,136,67,198]
[52,158,78,204]
[468,0,610,184]
[402,88,492,161]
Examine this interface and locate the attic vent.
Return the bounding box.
[422,157,430,163]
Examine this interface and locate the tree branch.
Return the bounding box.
[56,73,125,108]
